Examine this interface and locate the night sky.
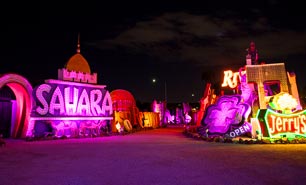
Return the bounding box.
[2,1,306,104]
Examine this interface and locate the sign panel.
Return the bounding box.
[31,79,113,118]
[257,109,306,138]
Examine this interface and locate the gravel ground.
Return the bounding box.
[1,126,306,185]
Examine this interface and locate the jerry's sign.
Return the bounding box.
[258,109,306,138]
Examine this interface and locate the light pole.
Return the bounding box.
[164,81,167,103]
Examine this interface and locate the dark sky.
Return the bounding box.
[2,0,306,103]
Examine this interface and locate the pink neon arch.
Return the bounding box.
[0,73,33,138]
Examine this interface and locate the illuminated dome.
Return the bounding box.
[64,34,91,74]
[110,89,136,111]
[65,53,91,73]
[110,89,135,103]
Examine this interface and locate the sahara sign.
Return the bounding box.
[31,79,113,118]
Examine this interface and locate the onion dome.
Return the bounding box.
[64,34,91,73]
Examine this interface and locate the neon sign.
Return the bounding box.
[221,70,242,88]
[32,79,113,118]
[258,109,306,138]
[269,92,298,114]
[226,122,251,138]
[201,95,251,136]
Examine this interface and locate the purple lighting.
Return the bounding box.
[201,95,251,136]
[32,80,112,117]
[28,79,113,138]
[0,73,33,138]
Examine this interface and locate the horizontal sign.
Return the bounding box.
[259,109,306,138]
[31,80,113,117]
